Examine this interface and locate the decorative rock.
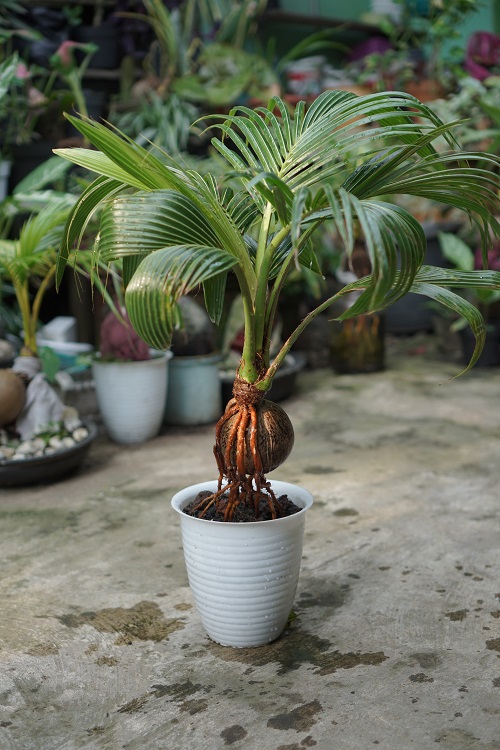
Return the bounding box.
[16,441,35,456]
[0,417,90,463]
[32,437,46,452]
[64,417,83,433]
[72,427,88,442]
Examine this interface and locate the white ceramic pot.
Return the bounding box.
[92,352,171,444]
[171,479,313,648]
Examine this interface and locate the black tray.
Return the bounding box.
[0,420,98,487]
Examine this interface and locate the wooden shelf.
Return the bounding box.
[82,67,122,81]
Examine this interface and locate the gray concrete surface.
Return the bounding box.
[1,341,500,750]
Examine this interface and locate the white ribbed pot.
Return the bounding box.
[171,479,313,648]
[92,352,171,444]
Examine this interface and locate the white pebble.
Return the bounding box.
[32,437,46,451]
[64,417,82,432]
[72,427,89,442]
[16,441,35,456]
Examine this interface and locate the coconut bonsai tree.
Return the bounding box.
[55,90,500,520]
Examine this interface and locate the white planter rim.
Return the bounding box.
[93,350,172,367]
[171,479,313,527]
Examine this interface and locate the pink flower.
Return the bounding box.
[474,241,500,271]
[14,62,30,81]
[52,40,78,72]
[51,41,97,74]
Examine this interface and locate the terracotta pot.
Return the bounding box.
[404,80,445,102]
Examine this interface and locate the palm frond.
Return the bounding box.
[125,245,238,349]
[97,191,222,263]
[410,281,485,371]
[57,176,124,287]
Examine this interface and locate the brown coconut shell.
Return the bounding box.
[0,369,26,426]
[219,399,294,474]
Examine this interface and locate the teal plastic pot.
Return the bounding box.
[164,353,222,426]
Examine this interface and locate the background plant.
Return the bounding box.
[0,53,55,158]
[375,0,482,92]
[0,198,109,357]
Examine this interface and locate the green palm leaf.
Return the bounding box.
[57,175,124,287]
[54,91,500,383]
[97,191,222,262]
[410,281,485,371]
[125,245,238,349]
[59,116,195,194]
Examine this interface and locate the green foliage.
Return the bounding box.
[55,89,500,382]
[430,76,500,157]
[110,92,199,154]
[119,0,277,109]
[374,0,482,90]
[39,346,62,383]
[0,53,55,157]
[0,199,109,355]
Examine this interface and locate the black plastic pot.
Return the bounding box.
[0,420,98,487]
[73,24,120,70]
[385,221,460,335]
[65,89,108,138]
[9,141,58,192]
[460,322,500,367]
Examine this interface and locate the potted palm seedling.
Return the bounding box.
[54,89,500,646]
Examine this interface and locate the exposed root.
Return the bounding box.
[194,377,287,521]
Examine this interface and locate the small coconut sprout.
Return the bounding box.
[0,371,26,427]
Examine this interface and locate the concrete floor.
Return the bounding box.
[1,341,500,750]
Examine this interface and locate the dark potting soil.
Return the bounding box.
[183,490,301,522]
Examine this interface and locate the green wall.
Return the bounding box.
[278,0,371,21]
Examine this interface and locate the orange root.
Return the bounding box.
[195,387,286,520]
